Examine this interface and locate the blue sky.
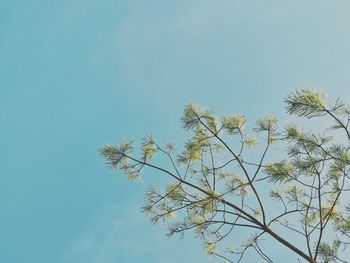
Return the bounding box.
[1,1,350,262]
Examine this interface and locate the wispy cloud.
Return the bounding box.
[61,202,209,263]
[61,203,152,263]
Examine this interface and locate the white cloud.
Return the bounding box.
[61,203,151,263]
[61,201,210,263]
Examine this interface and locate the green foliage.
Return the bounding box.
[265,161,294,183]
[102,89,350,263]
[100,139,133,170]
[167,183,185,202]
[318,240,341,263]
[181,103,201,130]
[222,114,246,134]
[244,136,258,149]
[285,89,327,118]
[142,135,158,160]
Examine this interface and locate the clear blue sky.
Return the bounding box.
[1,1,350,262]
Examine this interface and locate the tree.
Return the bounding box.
[101,89,350,263]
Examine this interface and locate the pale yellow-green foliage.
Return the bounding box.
[101,88,350,263]
[222,114,246,134]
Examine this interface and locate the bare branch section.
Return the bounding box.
[101,89,350,263]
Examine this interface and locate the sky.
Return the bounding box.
[1,0,350,262]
